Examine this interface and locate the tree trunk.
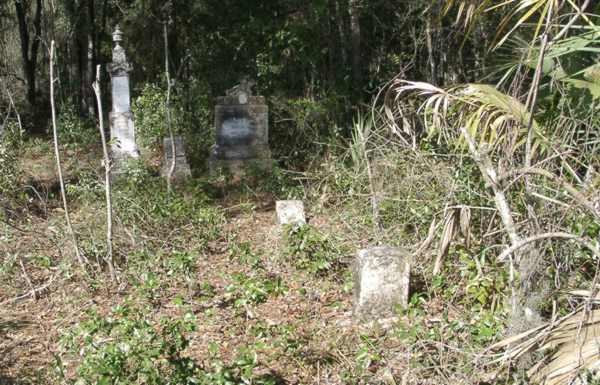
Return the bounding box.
[348,0,361,97]
[326,0,338,87]
[86,0,96,117]
[14,0,43,111]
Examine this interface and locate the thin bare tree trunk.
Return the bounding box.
[14,0,43,111]
[86,0,96,117]
[164,22,176,193]
[425,15,437,84]
[348,0,361,96]
[92,64,115,280]
[524,9,552,176]
[50,41,85,269]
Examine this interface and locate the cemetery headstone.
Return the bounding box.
[209,79,272,174]
[162,135,191,181]
[354,246,410,321]
[276,200,306,226]
[108,25,139,174]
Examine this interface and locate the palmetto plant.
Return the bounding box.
[386,1,600,383]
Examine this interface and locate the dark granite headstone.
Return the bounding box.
[209,79,272,174]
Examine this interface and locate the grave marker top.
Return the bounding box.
[108,25,132,76]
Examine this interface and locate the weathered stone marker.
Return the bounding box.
[354,246,410,321]
[161,136,191,181]
[108,25,139,173]
[276,200,306,226]
[209,79,271,174]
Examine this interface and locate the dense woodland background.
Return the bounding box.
[2,1,600,384]
[1,0,493,146]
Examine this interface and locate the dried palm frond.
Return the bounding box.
[388,80,547,157]
[433,208,458,275]
[489,295,600,385]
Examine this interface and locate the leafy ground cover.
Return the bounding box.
[0,139,510,385]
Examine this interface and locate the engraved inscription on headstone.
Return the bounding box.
[111,114,137,154]
[209,79,272,174]
[220,118,253,146]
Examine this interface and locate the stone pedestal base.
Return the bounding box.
[161,136,191,181]
[110,111,139,176]
[161,157,191,181]
[208,157,273,177]
[354,246,410,322]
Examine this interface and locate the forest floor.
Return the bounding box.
[0,140,495,385]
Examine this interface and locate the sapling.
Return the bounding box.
[50,40,85,269]
[92,64,115,280]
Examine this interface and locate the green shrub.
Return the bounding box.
[270,94,344,168]
[132,83,187,149]
[57,104,96,146]
[282,224,340,274]
[224,272,287,308]
[58,303,199,385]
[0,124,19,200]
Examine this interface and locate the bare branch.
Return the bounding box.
[497,232,600,262]
[92,64,115,281]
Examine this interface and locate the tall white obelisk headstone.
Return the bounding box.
[108,25,139,174]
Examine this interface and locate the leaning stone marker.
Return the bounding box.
[161,136,191,181]
[354,246,410,321]
[108,25,139,173]
[276,200,306,226]
[209,79,271,174]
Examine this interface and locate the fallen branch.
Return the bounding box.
[0,275,55,306]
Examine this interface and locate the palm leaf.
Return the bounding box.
[489,305,600,385]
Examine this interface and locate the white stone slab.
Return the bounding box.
[110,112,139,158]
[354,246,410,321]
[111,76,131,113]
[276,200,306,226]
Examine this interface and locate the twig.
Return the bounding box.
[500,167,600,221]
[554,0,592,41]
[92,64,115,281]
[1,77,23,135]
[50,41,85,269]
[19,256,37,300]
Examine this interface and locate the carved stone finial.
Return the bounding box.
[113,25,123,44]
[226,77,256,98]
[108,24,132,75]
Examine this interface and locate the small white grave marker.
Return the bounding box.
[276,200,306,226]
[354,246,410,321]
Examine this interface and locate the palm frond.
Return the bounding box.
[489,302,600,385]
[389,80,546,156]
